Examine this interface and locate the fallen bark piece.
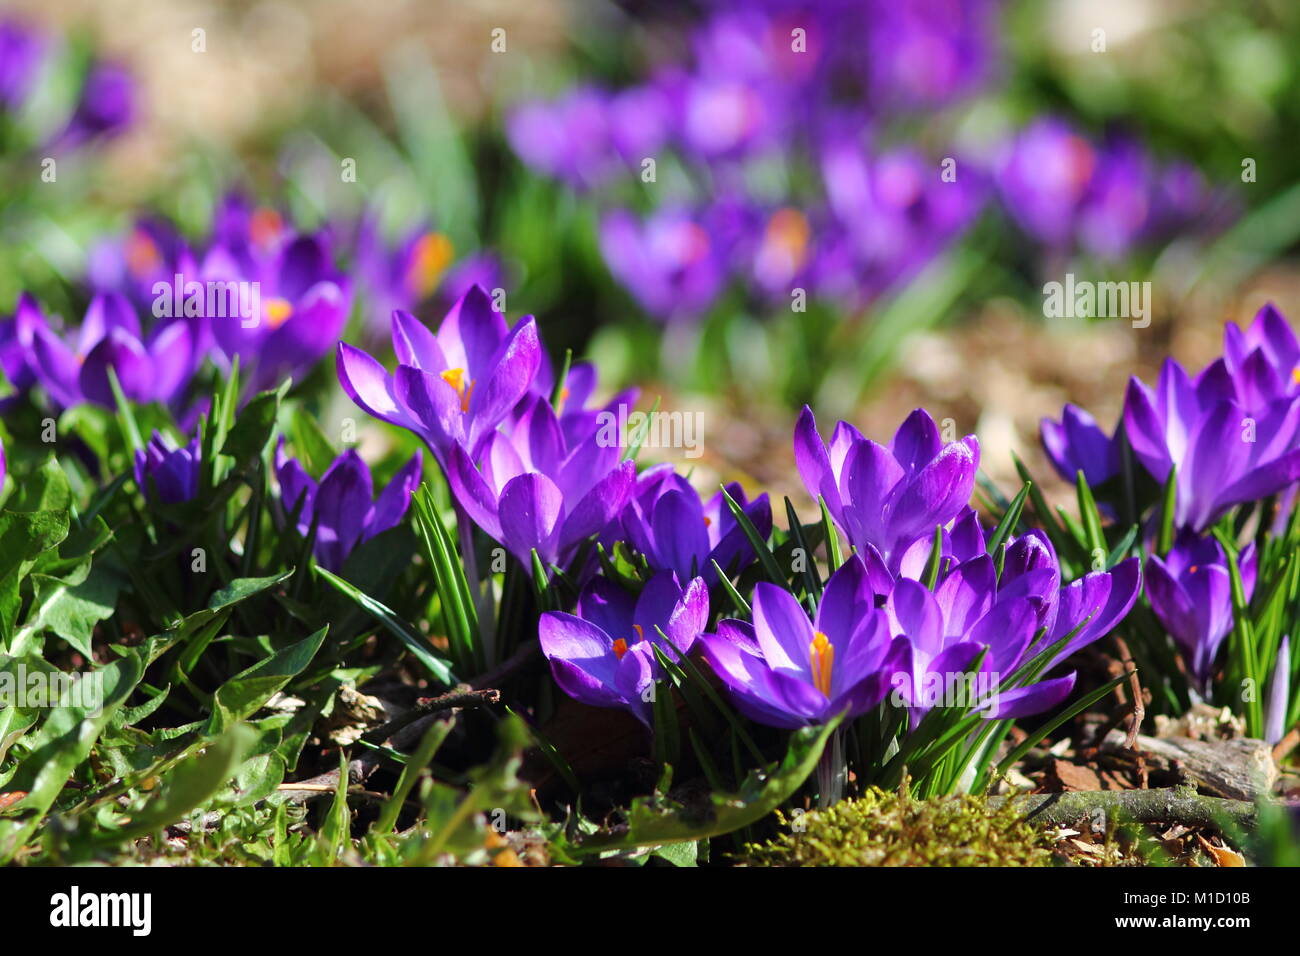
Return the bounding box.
[992,785,1257,830]
[1101,730,1276,801]
[1045,758,1101,792]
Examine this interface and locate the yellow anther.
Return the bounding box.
[264,297,294,328]
[809,631,834,698]
[440,367,475,412]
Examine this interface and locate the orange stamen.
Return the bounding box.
[809,631,834,698]
[406,232,454,299]
[263,298,294,328]
[612,638,629,660]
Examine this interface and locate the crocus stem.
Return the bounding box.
[816,727,846,809]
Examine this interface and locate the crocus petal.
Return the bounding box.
[367,449,423,539]
[391,309,447,372]
[539,612,625,710]
[498,472,564,567]
[981,673,1077,719]
[751,582,816,681]
[78,327,152,406]
[466,316,542,452]
[313,450,373,569]
[793,405,842,522]
[337,342,412,429]
[890,408,942,476]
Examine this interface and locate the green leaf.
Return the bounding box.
[289,407,338,476]
[221,385,284,464]
[374,717,454,834]
[1157,465,1178,557]
[0,651,144,862]
[721,486,785,587]
[103,724,257,842]
[316,565,458,686]
[206,627,329,735]
[20,561,127,658]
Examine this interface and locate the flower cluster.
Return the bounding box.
[1042,302,1300,729]
[506,5,1225,323]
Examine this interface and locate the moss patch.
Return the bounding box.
[738,789,1056,867]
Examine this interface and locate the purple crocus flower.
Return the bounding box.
[0,18,44,112]
[336,285,541,466]
[206,233,352,394]
[530,357,638,452]
[1040,404,1121,488]
[598,207,729,322]
[274,440,423,572]
[539,572,709,726]
[618,463,772,583]
[86,218,197,313]
[209,192,293,272]
[24,293,199,411]
[57,61,134,147]
[821,138,984,294]
[0,293,39,406]
[506,87,623,190]
[866,505,1141,683]
[445,394,635,571]
[864,0,996,107]
[996,118,1098,250]
[1223,303,1300,412]
[1145,532,1256,694]
[352,211,456,330]
[134,431,200,505]
[794,405,980,571]
[883,576,1076,727]
[1123,357,1300,530]
[698,556,909,729]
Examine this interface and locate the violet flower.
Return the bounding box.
[23,293,199,410]
[794,405,979,571]
[0,293,39,407]
[274,440,423,572]
[336,284,541,465]
[1145,532,1256,694]
[618,462,772,583]
[57,61,134,147]
[598,207,729,322]
[444,394,634,571]
[539,572,709,726]
[134,431,200,505]
[698,556,909,729]
[1222,303,1300,412]
[352,211,455,329]
[206,233,352,395]
[506,87,624,190]
[883,576,1075,727]
[1124,357,1300,530]
[1040,404,1121,488]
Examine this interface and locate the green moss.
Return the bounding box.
[738,788,1056,867]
